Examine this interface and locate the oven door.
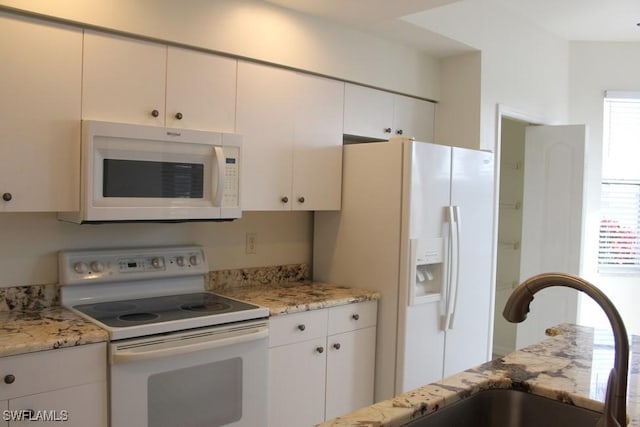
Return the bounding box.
[109,320,268,427]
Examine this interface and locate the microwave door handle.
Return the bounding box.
[213,146,225,207]
[111,325,268,364]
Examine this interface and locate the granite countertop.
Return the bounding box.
[0,281,377,358]
[319,323,640,427]
[215,281,380,316]
[0,306,108,358]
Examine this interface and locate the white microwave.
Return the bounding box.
[59,120,242,223]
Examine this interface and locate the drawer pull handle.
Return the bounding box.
[297,324,306,331]
[316,346,324,354]
[281,196,289,204]
[4,374,15,384]
[151,109,160,118]
[175,112,183,120]
[333,343,341,350]
[2,193,11,202]
[352,314,360,321]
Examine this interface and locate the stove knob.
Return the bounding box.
[151,257,165,269]
[73,262,88,274]
[189,255,200,266]
[176,256,186,267]
[90,261,104,273]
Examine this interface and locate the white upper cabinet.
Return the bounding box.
[392,94,435,142]
[165,47,236,132]
[82,32,236,131]
[344,83,435,142]
[0,13,82,212]
[237,61,344,211]
[292,73,344,211]
[82,31,166,126]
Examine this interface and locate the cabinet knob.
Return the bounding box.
[175,112,183,120]
[298,196,305,203]
[333,343,341,350]
[281,196,289,204]
[384,127,392,134]
[4,374,15,384]
[316,346,324,354]
[396,129,404,135]
[297,324,306,331]
[151,109,160,118]
[2,193,11,202]
[352,314,360,321]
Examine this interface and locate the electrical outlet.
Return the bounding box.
[245,233,257,254]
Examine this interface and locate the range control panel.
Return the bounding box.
[58,246,208,285]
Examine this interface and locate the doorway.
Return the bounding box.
[493,108,587,356]
[493,117,529,356]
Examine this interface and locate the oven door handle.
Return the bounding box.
[111,325,268,364]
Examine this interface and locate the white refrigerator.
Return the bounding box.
[314,139,495,402]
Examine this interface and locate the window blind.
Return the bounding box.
[598,93,640,274]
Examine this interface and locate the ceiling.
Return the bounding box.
[265,0,640,57]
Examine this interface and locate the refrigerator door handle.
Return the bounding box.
[447,206,462,329]
[441,206,455,331]
[409,238,418,306]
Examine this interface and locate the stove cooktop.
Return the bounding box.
[73,292,259,328]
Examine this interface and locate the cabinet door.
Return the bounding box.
[165,47,236,131]
[0,13,82,212]
[325,327,376,420]
[268,339,327,427]
[343,84,394,140]
[292,74,344,211]
[1,400,7,427]
[393,95,435,142]
[82,31,166,125]
[9,382,107,427]
[236,62,295,210]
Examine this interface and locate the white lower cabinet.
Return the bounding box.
[268,301,377,427]
[325,327,377,420]
[0,343,107,427]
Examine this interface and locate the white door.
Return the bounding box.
[516,125,587,349]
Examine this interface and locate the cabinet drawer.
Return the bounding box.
[0,343,106,401]
[269,310,328,348]
[328,301,377,335]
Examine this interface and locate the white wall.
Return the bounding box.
[436,51,481,149]
[405,0,569,151]
[0,0,440,99]
[569,41,640,335]
[0,212,312,287]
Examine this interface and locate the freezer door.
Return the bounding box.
[396,141,451,392]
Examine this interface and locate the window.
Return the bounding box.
[598,92,640,274]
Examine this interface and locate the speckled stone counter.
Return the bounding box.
[0,307,108,357]
[214,282,380,316]
[319,323,640,427]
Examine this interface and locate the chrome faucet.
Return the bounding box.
[503,272,629,427]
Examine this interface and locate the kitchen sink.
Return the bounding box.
[404,389,602,427]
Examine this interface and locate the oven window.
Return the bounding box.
[148,357,242,426]
[103,159,204,198]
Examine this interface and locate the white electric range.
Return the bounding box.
[59,245,269,427]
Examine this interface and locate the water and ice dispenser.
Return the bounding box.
[409,237,445,305]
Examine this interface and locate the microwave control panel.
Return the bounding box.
[222,146,240,207]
